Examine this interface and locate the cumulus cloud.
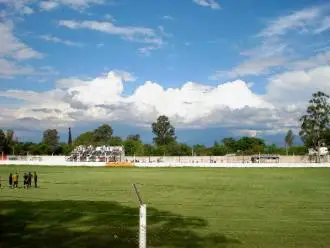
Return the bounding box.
[0,69,288,133]
[4,64,329,135]
[265,65,330,105]
[193,0,220,9]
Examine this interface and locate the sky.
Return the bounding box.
[0,0,330,146]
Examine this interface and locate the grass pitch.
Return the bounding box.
[1,166,330,248]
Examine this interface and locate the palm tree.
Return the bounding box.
[285,130,294,155]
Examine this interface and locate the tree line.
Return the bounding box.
[0,91,329,157]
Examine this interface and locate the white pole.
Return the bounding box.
[139,204,147,248]
[132,184,147,248]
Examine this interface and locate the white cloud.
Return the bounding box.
[259,7,322,37]
[0,70,278,131]
[0,58,34,78]
[0,21,43,60]
[58,20,165,53]
[265,65,330,108]
[0,0,35,15]
[39,34,85,47]
[3,66,328,135]
[39,1,59,10]
[227,57,286,78]
[315,16,330,33]
[23,6,34,14]
[291,50,330,70]
[58,20,155,38]
[211,5,330,79]
[39,0,104,11]
[162,15,173,20]
[104,14,115,21]
[0,21,43,78]
[193,0,220,9]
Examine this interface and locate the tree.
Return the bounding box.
[143,144,155,157]
[108,136,123,146]
[0,129,5,153]
[235,137,265,154]
[299,91,330,161]
[2,130,14,154]
[152,115,176,146]
[193,144,211,156]
[325,129,330,147]
[123,139,144,156]
[68,127,72,145]
[127,134,141,142]
[284,130,294,155]
[42,129,59,148]
[212,141,229,156]
[222,138,236,152]
[74,132,94,146]
[93,124,113,144]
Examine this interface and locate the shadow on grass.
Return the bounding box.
[0,200,240,248]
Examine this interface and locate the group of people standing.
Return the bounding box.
[6,172,38,188]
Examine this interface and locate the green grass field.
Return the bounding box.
[1,166,330,248]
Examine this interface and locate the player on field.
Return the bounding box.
[9,173,13,188]
[23,173,28,188]
[34,172,38,188]
[28,172,32,188]
[12,173,17,188]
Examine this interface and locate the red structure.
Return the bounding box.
[0,153,8,160]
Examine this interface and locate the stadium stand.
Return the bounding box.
[66,145,125,162]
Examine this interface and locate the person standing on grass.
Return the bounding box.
[34,172,38,188]
[12,173,17,188]
[9,173,13,188]
[23,173,28,188]
[28,172,32,188]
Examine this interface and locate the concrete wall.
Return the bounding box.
[0,160,105,167]
[1,155,330,167]
[135,162,330,168]
[124,155,328,163]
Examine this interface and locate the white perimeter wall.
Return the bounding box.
[135,162,330,168]
[1,155,330,167]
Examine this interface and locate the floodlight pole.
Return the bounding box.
[132,184,147,248]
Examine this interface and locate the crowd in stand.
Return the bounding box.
[66,145,124,162]
[0,172,38,189]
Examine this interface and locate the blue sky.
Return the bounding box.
[0,0,330,146]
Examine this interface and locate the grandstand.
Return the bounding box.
[66,145,125,162]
